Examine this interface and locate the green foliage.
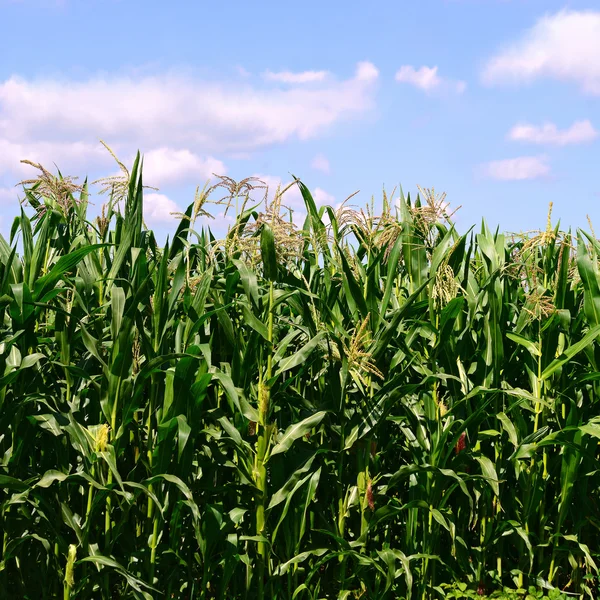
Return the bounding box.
[0,164,598,600]
[439,583,568,599]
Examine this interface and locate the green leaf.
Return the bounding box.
[33,244,106,301]
[36,470,68,488]
[0,475,28,491]
[270,411,327,457]
[542,324,600,380]
[577,232,600,327]
[261,223,278,281]
[474,455,500,496]
[507,332,541,357]
[274,332,325,377]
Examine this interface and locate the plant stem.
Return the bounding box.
[255,280,275,600]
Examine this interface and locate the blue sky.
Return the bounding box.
[1,0,600,239]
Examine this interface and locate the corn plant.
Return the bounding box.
[1,155,600,599]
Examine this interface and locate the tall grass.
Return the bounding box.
[1,153,600,599]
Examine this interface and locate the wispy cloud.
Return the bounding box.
[395,65,466,94]
[0,187,17,233]
[480,156,550,181]
[0,186,18,206]
[263,70,328,84]
[236,66,251,78]
[482,10,600,95]
[507,120,598,146]
[311,154,330,174]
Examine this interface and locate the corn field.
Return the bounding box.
[1,153,600,599]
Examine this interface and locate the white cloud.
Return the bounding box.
[0,187,17,234]
[196,209,236,228]
[0,62,379,155]
[246,174,304,226]
[481,156,550,180]
[396,66,440,91]
[482,10,600,94]
[311,154,330,174]
[0,141,225,198]
[0,186,19,206]
[313,187,335,206]
[507,120,598,146]
[252,174,304,210]
[0,140,226,193]
[142,148,226,187]
[395,65,466,94]
[0,138,111,177]
[263,70,328,84]
[143,193,181,226]
[356,62,379,82]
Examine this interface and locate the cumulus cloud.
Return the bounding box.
[0,138,112,177]
[0,64,370,225]
[263,70,329,84]
[311,154,330,174]
[0,61,379,155]
[142,148,226,187]
[396,66,440,91]
[143,193,181,226]
[482,10,600,94]
[355,62,379,82]
[0,138,226,200]
[507,120,598,146]
[395,65,466,94]
[480,156,550,180]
